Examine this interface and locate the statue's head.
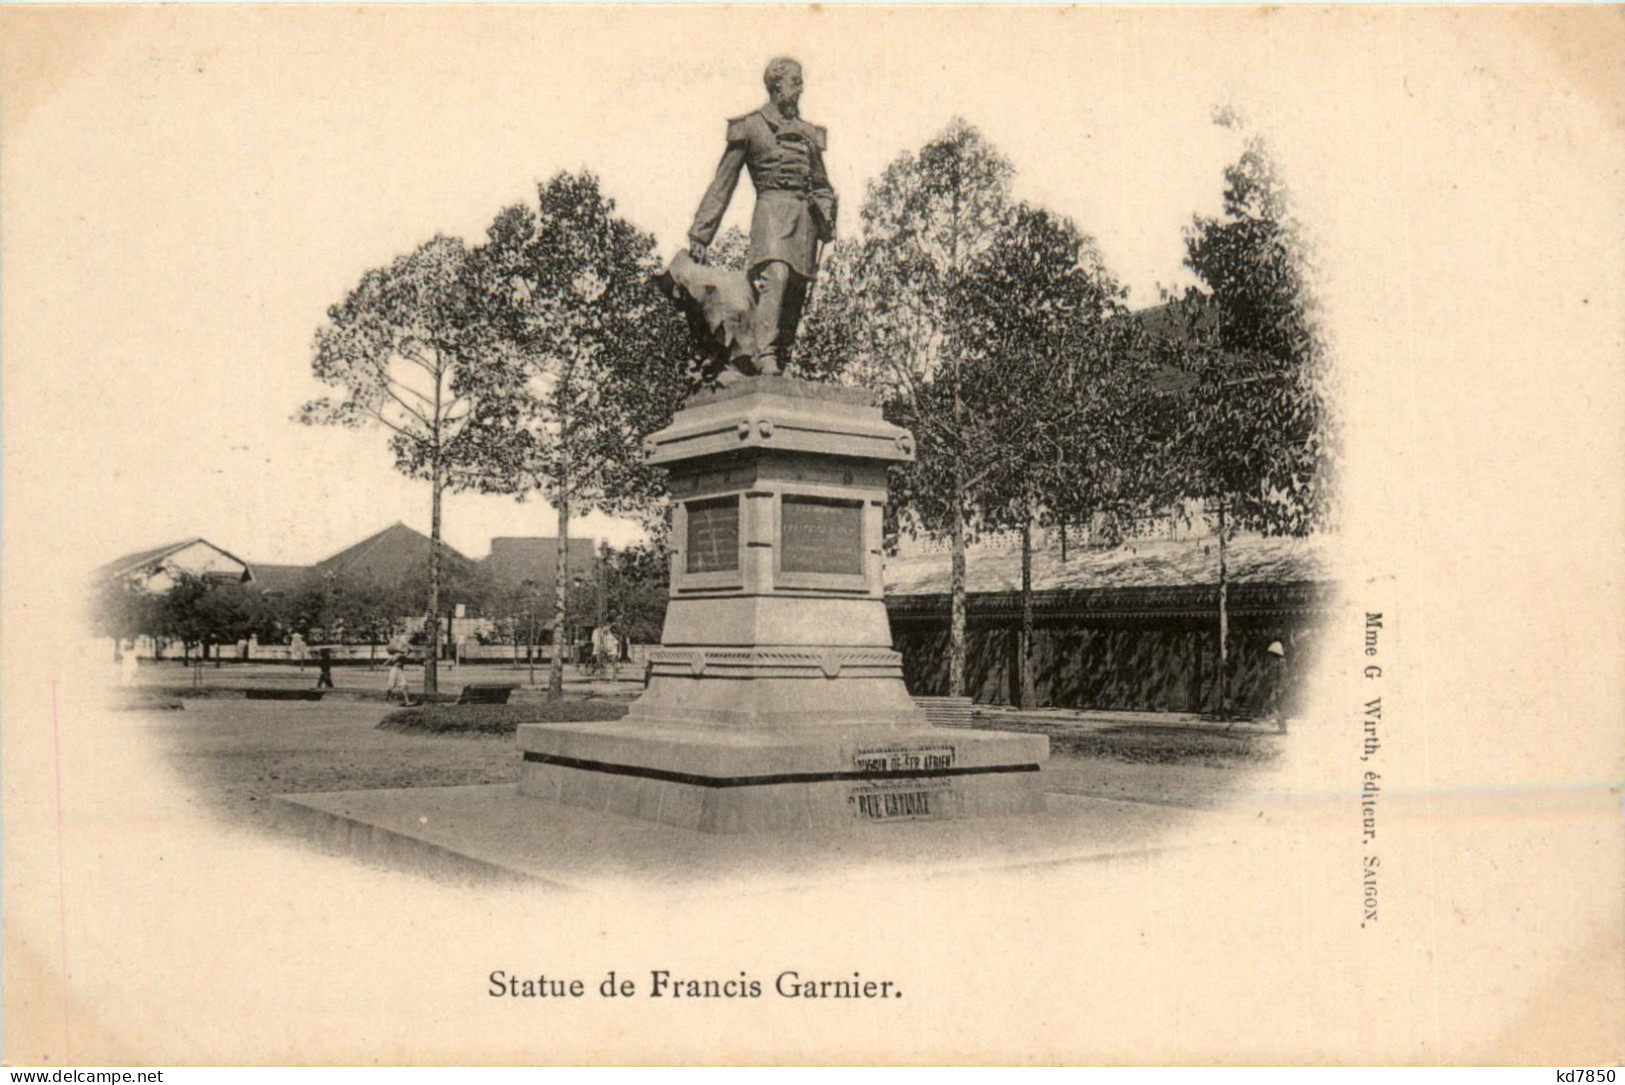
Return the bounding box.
[763,57,803,114]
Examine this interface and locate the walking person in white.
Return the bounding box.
[386,646,417,707]
[119,641,140,687]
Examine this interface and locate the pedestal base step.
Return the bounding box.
[516,721,1048,834]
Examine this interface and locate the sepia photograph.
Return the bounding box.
[2,4,1620,1067]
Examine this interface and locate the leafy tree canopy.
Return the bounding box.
[300,235,493,488]
[1166,126,1336,536]
[950,203,1150,534]
[457,171,698,523]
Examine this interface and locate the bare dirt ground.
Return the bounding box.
[143,696,1281,834]
[978,716,1284,808]
[146,698,520,829]
[1040,753,1263,808]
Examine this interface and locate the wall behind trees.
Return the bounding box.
[889,583,1329,715]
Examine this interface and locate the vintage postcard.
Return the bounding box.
[2,5,1621,1066]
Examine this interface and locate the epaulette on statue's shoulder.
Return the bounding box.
[811,124,827,151]
[726,114,752,142]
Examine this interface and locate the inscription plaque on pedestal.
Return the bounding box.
[781,495,863,575]
[686,496,739,573]
[849,778,952,822]
[853,744,957,773]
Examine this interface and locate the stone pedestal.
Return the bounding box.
[517,377,1048,833]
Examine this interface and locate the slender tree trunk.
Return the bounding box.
[949,487,967,699]
[1216,499,1229,718]
[549,431,571,700]
[1018,512,1035,709]
[1059,514,1068,563]
[590,549,609,673]
[426,462,442,696]
[946,176,967,701]
[596,550,607,649]
[549,497,570,699]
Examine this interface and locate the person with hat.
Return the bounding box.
[1265,639,1289,733]
[385,643,416,707]
[314,647,336,691]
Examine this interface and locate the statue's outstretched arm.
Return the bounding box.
[689,139,748,249]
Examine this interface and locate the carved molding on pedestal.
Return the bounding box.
[647,646,905,680]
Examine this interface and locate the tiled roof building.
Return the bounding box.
[94,538,253,591]
[482,536,599,599]
[312,522,475,584]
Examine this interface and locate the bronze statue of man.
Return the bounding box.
[686,57,837,376]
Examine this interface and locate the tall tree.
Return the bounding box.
[953,204,1146,707]
[317,573,414,659]
[793,237,863,386]
[490,577,550,681]
[597,540,671,657]
[300,236,491,694]
[91,579,166,659]
[839,118,1015,696]
[191,580,273,662]
[284,572,337,642]
[460,172,695,698]
[1161,123,1334,714]
[147,573,273,664]
[158,572,215,663]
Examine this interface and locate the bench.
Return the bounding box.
[246,689,326,701]
[456,683,519,705]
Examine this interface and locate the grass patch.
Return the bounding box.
[377,698,629,736]
[1031,724,1279,768]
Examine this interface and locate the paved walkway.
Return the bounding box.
[272,783,1251,893]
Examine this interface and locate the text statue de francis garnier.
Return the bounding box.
[656,57,837,383]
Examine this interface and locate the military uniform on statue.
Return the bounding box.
[683,57,837,380]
